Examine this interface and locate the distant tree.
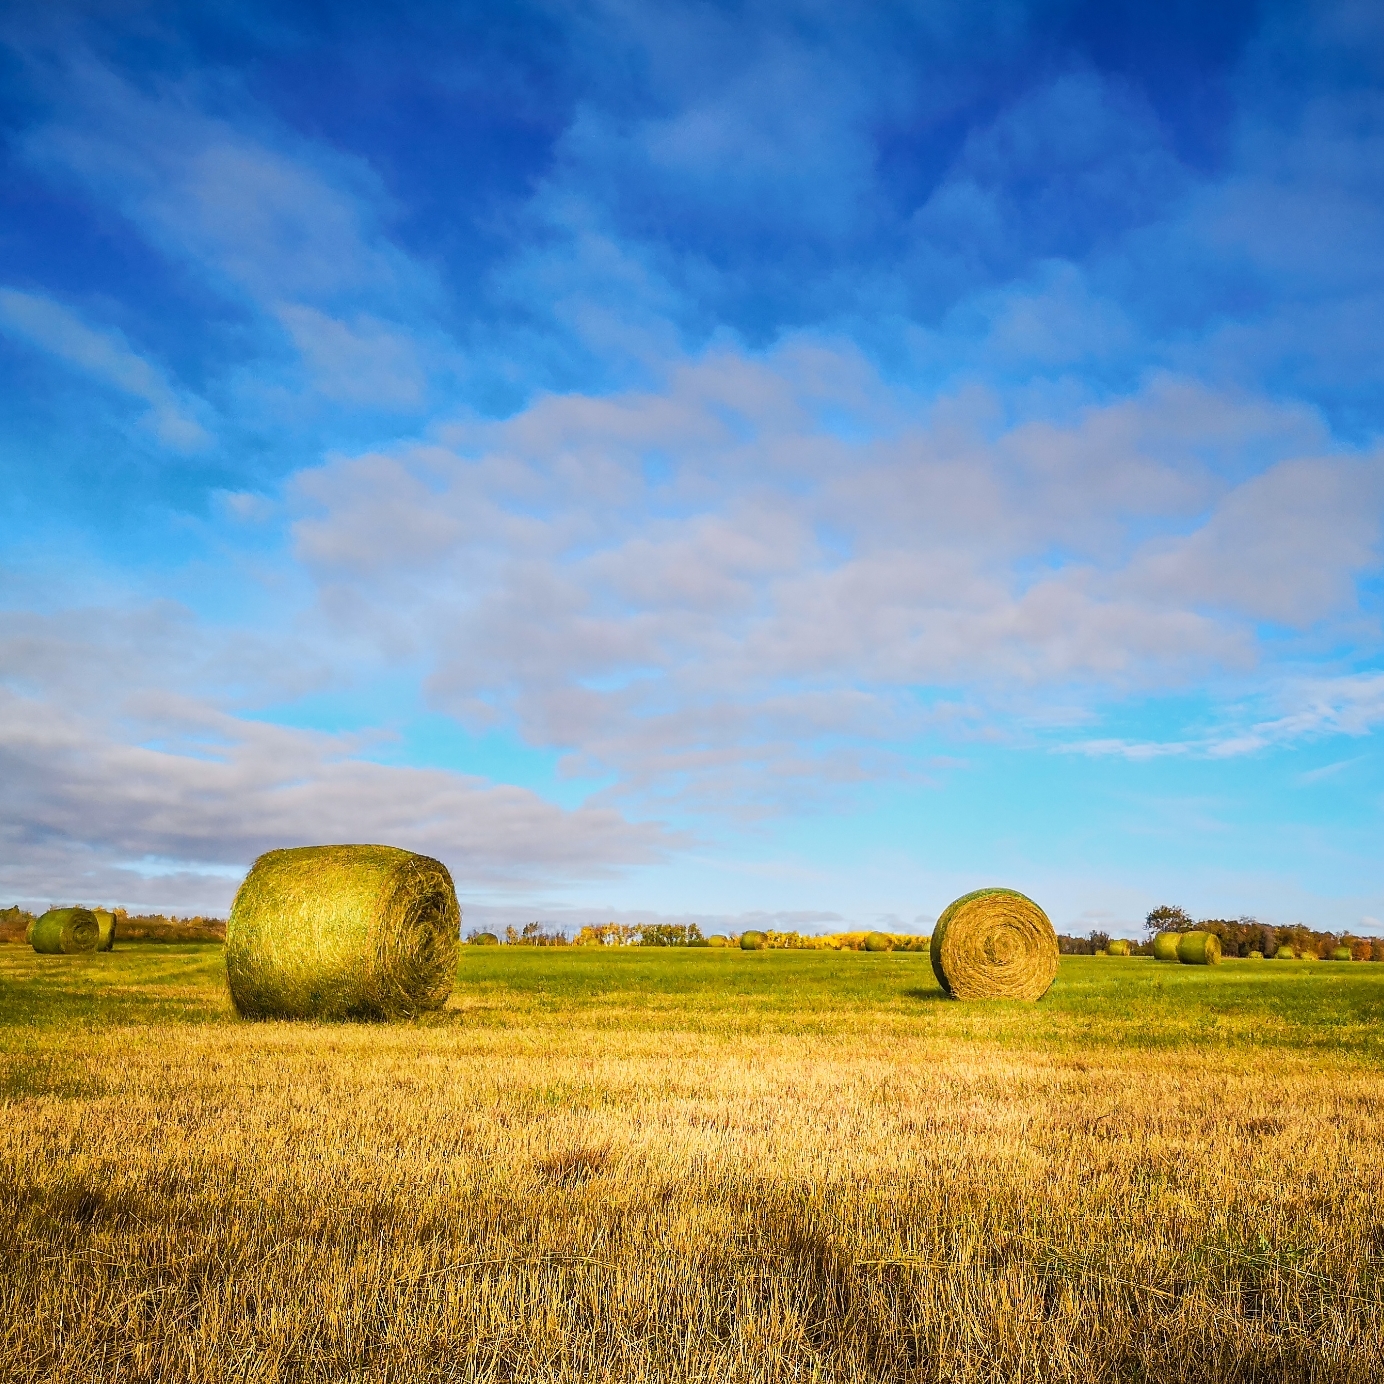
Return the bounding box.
[1088,929,1111,952]
[1145,905,1193,936]
[636,923,704,947]
[505,921,569,946]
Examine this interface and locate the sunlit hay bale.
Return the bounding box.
[706,935,730,947]
[1176,931,1221,966]
[1249,949,1264,959]
[30,907,100,954]
[1094,949,1108,957]
[1152,931,1182,961]
[863,931,893,952]
[468,932,500,946]
[1275,945,1296,959]
[1106,939,1131,956]
[739,930,767,951]
[92,909,117,951]
[1330,945,1353,961]
[929,888,1058,1001]
[226,845,459,1020]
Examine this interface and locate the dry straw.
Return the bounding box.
[92,909,117,951]
[929,887,1059,1001]
[30,907,100,954]
[1152,931,1182,962]
[226,845,460,1020]
[1177,931,1221,966]
[863,931,893,952]
[740,930,767,951]
[1106,939,1131,957]
[1275,945,1296,959]
[1330,945,1353,961]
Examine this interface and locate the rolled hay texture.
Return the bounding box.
[469,932,500,946]
[863,931,894,952]
[92,909,116,952]
[1331,945,1353,961]
[706,935,730,947]
[929,888,1058,1002]
[1249,950,1264,960]
[1152,931,1182,962]
[1276,945,1297,959]
[30,907,100,955]
[1106,939,1131,957]
[1177,931,1221,966]
[226,845,459,1020]
[740,930,767,951]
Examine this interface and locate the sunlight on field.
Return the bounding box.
[3,947,1384,1381]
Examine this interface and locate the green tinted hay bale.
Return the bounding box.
[1249,949,1263,959]
[706,935,729,947]
[1330,945,1353,961]
[740,930,767,951]
[1106,939,1131,956]
[30,907,100,954]
[863,931,893,952]
[469,932,499,946]
[930,888,1058,1001]
[92,909,117,951]
[1275,945,1296,959]
[1152,931,1182,961]
[1177,931,1221,965]
[226,845,459,1020]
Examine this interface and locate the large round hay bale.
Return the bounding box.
[1177,931,1221,966]
[469,932,499,946]
[863,931,893,952]
[1275,945,1296,959]
[226,845,459,1020]
[92,909,117,952]
[740,930,767,951]
[929,888,1058,1001]
[1330,945,1353,961]
[1106,939,1131,957]
[1248,949,1263,960]
[706,934,730,947]
[1152,931,1181,962]
[31,907,100,955]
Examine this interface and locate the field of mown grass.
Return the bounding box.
[3,944,1384,1383]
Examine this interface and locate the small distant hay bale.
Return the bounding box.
[226,845,459,1020]
[92,909,117,952]
[1275,945,1296,959]
[1249,949,1264,960]
[468,932,500,946]
[1177,932,1221,966]
[740,930,767,951]
[1330,945,1353,961]
[706,935,730,947]
[863,931,893,952]
[31,908,100,955]
[1106,939,1131,957]
[1152,932,1182,962]
[929,888,1058,1001]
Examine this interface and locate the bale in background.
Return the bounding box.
[706,935,730,947]
[226,845,459,1020]
[863,931,893,952]
[930,888,1058,1001]
[1249,949,1264,959]
[1152,932,1182,961]
[1330,945,1353,961]
[740,930,767,951]
[1106,939,1131,957]
[30,908,100,955]
[92,909,117,951]
[468,932,500,946]
[1275,945,1296,959]
[1177,932,1221,966]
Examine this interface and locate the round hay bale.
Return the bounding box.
[1152,932,1182,962]
[929,888,1058,1001]
[1249,949,1264,960]
[740,930,767,951]
[1330,945,1353,961]
[1177,931,1221,966]
[706,934,729,947]
[226,845,459,1020]
[863,931,893,952]
[31,907,100,955]
[1106,939,1131,957]
[92,909,117,952]
[1275,945,1296,959]
[469,932,499,946]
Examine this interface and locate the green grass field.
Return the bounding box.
[3,946,1384,1381]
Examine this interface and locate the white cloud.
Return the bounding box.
[0,287,210,450]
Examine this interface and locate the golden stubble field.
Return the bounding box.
[3,945,1383,1383]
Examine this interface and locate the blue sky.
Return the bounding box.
[1,0,1382,936]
